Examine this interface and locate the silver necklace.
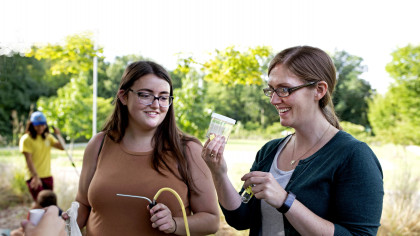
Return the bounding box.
[290,124,330,166]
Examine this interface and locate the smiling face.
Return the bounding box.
[268,64,318,128]
[119,74,171,132]
[33,124,47,135]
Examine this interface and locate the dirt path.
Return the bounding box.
[0,204,31,232]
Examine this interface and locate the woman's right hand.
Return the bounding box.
[149,203,177,234]
[202,135,227,176]
[30,176,42,189]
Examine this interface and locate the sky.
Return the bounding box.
[1,0,419,94]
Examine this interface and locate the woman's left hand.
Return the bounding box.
[241,171,288,208]
[149,203,177,234]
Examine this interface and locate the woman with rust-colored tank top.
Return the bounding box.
[74,61,220,235]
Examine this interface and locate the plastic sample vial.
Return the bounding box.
[206,113,236,142]
[29,209,45,226]
[241,185,254,203]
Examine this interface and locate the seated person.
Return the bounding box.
[33,190,62,215]
[11,190,62,236]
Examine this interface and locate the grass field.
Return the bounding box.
[1,139,419,235]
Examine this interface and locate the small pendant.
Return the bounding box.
[290,160,296,165]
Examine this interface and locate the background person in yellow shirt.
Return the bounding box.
[19,111,65,201]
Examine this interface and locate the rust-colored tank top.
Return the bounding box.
[87,136,190,235]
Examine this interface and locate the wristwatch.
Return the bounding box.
[277,191,296,214]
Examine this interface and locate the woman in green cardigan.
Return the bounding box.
[202,46,384,235]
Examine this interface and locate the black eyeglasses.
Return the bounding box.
[263,81,317,98]
[128,89,174,107]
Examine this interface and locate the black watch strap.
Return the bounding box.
[277,191,296,214]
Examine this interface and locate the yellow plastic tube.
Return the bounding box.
[153,187,190,236]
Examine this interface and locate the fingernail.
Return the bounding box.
[21,220,28,227]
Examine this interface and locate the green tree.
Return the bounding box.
[29,33,112,98]
[369,44,420,145]
[170,55,194,90]
[332,50,373,128]
[172,47,274,138]
[37,76,113,141]
[172,58,208,138]
[88,59,110,99]
[0,51,51,145]
[27,33,111,141]
[103,55,149,99]
[203,46,272,86]
[28,32,102,77]
[202,46,275,129]
[385,44,420,83]
[204,82,277,128]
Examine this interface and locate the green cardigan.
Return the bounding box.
[221,131,384,236]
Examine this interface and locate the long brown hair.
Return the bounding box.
[102,61,200,192]
[25,121,49,139]
[268,46,342,129]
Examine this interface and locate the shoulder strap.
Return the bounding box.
[97,134,106,158]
